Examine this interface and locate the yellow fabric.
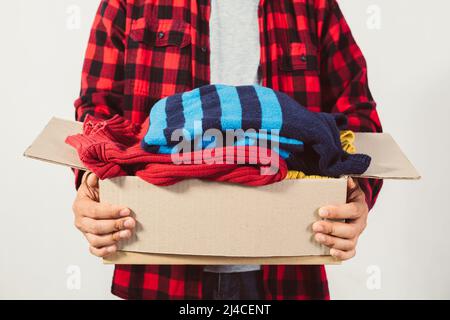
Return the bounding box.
[285,171,329,179]
[286,130,356,180]
[340,130,356,154]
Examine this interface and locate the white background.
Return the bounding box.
[0,0,449,299]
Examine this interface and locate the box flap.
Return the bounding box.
[353,133,421,180]
[23,118,421,180]
[103,251,341,265]
[23,117,85,170]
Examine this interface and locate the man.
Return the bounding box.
[72,0,382,300]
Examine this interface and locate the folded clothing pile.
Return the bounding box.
[66,84,371,186]
[142,84,370,177]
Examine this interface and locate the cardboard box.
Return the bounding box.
[24,118,420,265]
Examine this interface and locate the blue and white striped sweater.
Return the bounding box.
[144,84,303,155]
[142,84,371,177]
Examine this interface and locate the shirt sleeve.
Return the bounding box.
[318,0,383,209]
[73,0,127,189]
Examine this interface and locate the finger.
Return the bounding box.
[85,229,132,248]
[89,245,117,258]
[330,248,356,261]
[318,202,362,220]
[79,217,135,235]
[314,233,356,251]
[76,198,131,219]
[312,220,359,239]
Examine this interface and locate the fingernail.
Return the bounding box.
[119,208,130,217]
[119,230,130,239]
[124,219,134,229]
[319,208,328,218]
[316,234,325,242]
[107,246,116,253]
[330,249,338,257]
[313,223,323,232]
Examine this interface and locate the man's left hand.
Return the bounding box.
[312,177,369,261]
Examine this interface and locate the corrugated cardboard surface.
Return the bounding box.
[353,133,420,180]
[24,118,84,170]
[23,117,421,265]
[100,177,347,258]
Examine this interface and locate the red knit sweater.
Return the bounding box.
[66,115,287,186]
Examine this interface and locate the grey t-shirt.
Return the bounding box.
[204,0,262,273]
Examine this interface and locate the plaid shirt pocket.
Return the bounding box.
[126,18,192,98]
[278,42,319,72]
[276,41,321,112]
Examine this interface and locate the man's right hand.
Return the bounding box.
[72,172,136,257]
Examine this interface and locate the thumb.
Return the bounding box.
[85,172,99,188]
[347,177,360,200]
[348,177,357,190]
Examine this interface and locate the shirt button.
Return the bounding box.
[158,32,165,39]
[300,55,307,62]
[201,46,208,53]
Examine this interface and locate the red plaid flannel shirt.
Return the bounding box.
[74,0,383,300]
